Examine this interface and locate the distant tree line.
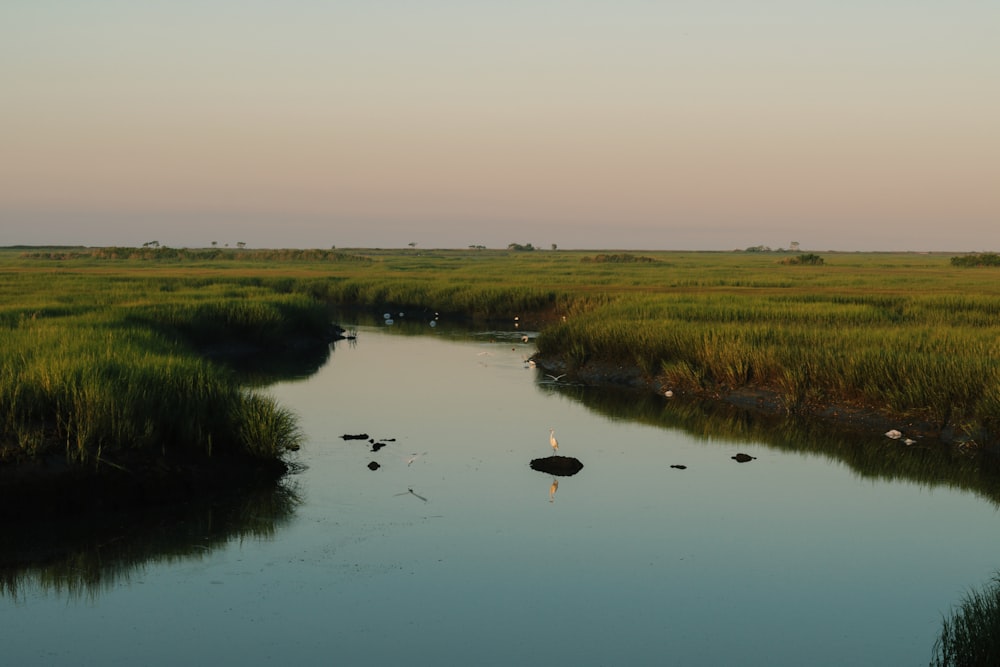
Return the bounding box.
[19,247,371,263]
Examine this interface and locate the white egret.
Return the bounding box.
[549,428,559,453]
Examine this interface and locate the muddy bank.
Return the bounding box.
[530,354,987,448]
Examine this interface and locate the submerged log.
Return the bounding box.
[530,456,584,477]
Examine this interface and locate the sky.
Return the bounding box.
[2,1,997,251]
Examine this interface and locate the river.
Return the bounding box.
[3,320,999,666]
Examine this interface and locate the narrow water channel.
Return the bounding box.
[4,322,999,666]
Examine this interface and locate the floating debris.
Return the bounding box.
[342,433,370,441]
[367,461,380,471]
[731,453,756,463]
[394,488,428,502]
[670,464,687,470]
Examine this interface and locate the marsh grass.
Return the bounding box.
[0,258,330,467]
[932,574,1000,666]
[4,247,1000,460]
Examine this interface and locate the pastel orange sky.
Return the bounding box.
[2,2,997,250]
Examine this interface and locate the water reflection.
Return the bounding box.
[549,478,558,503]
[208,338,334,385]
[547,380,1000,507]
[0,478,300,602]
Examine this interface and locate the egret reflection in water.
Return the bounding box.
[549,478,558,503]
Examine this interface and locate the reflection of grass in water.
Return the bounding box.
[0,479,300,602]
[560,382,1000,662]
[564,384,1000,508]
[932,573,1000,667]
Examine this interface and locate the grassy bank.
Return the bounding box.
[0,256,339,480]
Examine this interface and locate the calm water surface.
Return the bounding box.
[4,323,1000,666]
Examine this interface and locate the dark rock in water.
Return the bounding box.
[342,433,370,441]
[371,442,386,452]
[530,456,584,477]
[731,453,756,463]
[367,461,380,470]
[670,464,687,470]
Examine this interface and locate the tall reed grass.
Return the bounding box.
[535,289,1000,436]
[0,264,327,467]
[932,574,1000,666]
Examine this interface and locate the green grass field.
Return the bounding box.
[2,245,998,472]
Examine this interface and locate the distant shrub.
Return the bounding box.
[780,253,824,266]
[951,253,1000,267]
[581,254,658,264]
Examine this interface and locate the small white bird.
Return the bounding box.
[885,429,903,440]
[549,428,559,453]
[546,373,566,382]
[407,452,428,466]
